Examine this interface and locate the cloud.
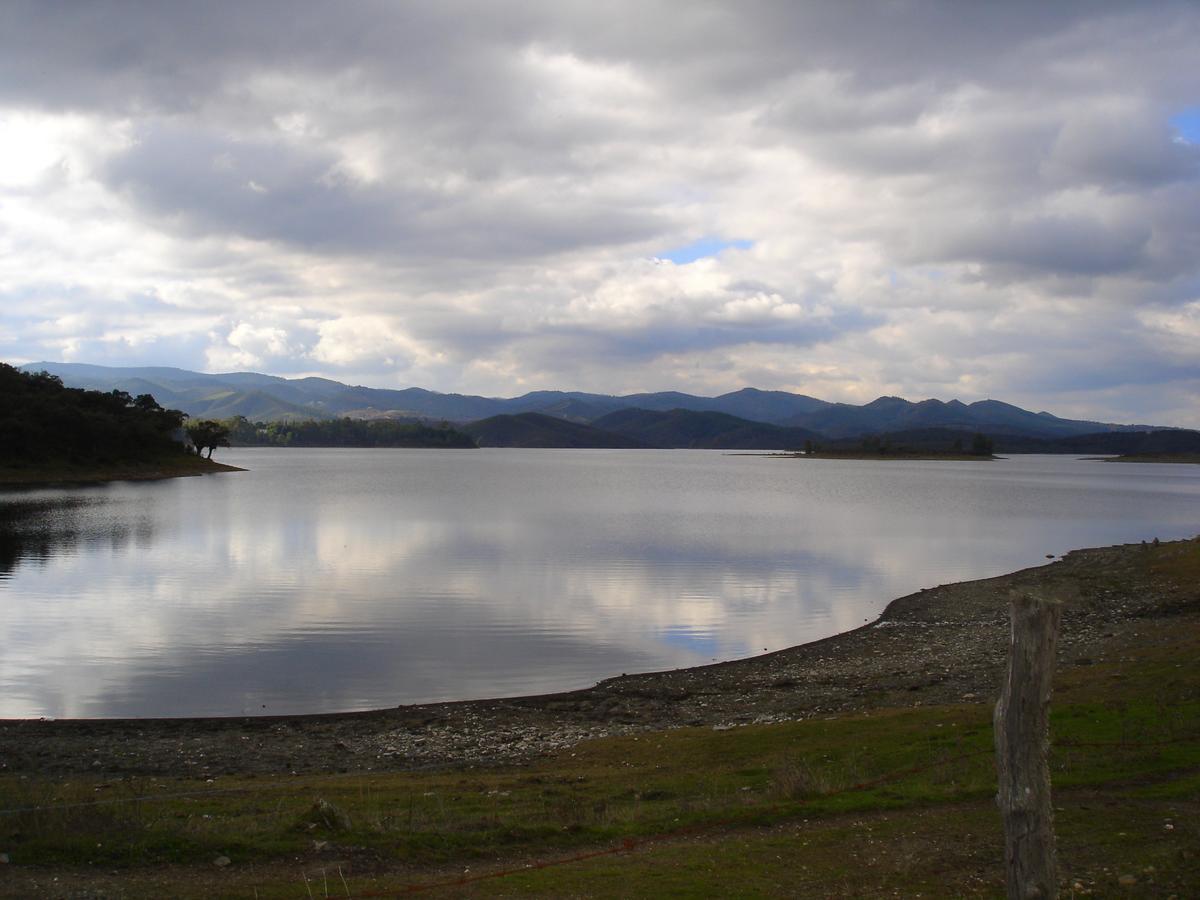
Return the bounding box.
[206,321,308,371]
[1048,104,1200,188]
[310,316,424,372]
[929,213,1152,277]
[0,1,1198,425]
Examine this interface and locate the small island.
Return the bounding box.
[1104,453,1200,465]
[777,431,998,460]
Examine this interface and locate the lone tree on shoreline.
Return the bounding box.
[185,420,231,459]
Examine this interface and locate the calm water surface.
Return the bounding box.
[2,449,1197,718]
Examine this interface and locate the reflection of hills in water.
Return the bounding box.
[0,497,153,578]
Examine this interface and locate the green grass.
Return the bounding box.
[3,630,1198,897]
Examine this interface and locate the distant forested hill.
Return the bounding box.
[0,363,187,465]
[996,429,1200,455]
[463,413,649,448]
[782,396,1147,439]
[591,408,822,449]
[815,427,1200,456]
[20,361,1182,440]
[223,416,477,448]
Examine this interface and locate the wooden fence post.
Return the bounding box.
[994,590,1062,899]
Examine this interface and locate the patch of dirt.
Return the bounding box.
[2,537,1196,778]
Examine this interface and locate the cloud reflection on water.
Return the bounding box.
[2,449,1197,717]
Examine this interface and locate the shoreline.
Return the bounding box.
[756,451,998,461]
[2,534,1196,777]
[0,456,243,486]
[1103,453,1200,464]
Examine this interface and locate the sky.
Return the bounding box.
[0,2,1198,427]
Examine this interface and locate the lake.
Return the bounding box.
[1,449,1197,718]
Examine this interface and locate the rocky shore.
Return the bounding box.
[2,537,1196,778]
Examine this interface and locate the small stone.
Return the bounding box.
[1117,874,1137,887]
[214,855,231,868]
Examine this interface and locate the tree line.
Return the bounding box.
[0,363,188,465]
[218,415,477,448]
[0,363,477,467]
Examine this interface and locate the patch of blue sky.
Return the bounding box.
[1169,106,1200,143]
[657,236,753,265]
[658,626,721,657]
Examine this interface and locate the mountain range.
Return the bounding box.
[20,361,1177,443]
